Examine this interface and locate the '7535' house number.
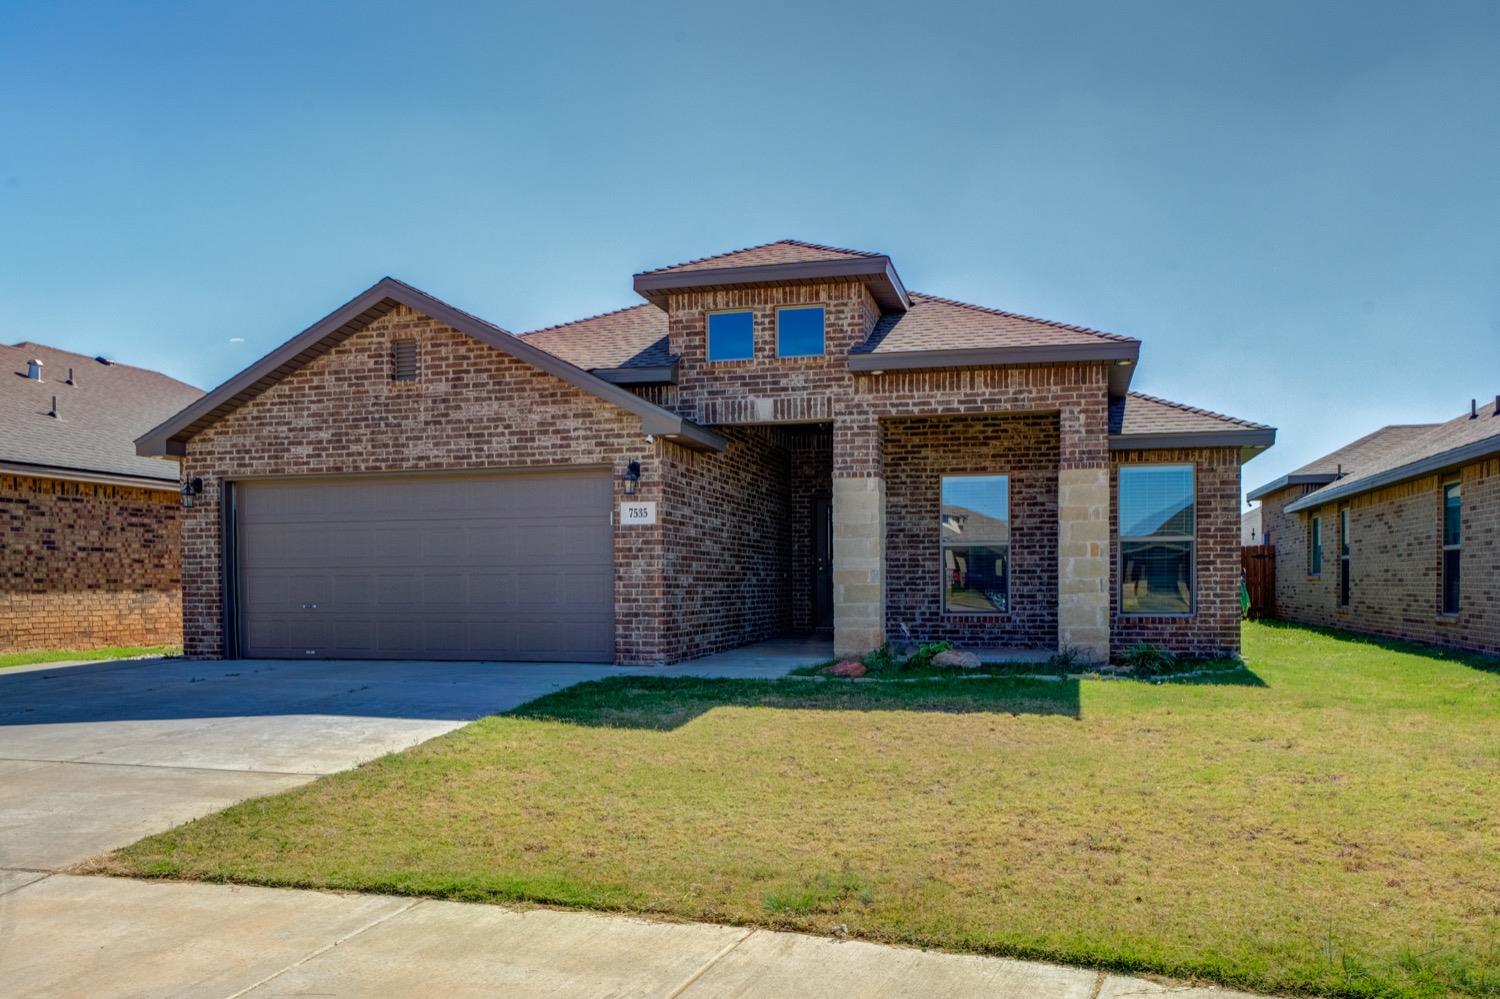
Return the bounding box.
[619,501,657,526]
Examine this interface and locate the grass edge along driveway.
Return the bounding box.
[0,644,180,669]
[85,623,1500,999]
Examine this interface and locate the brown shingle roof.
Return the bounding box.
[640,239,883,275]
[0,342,202,484]
[856,292,1138,353]
[1283,401,1500,512]
[520,304,670,370]
[1110,393,1271,436]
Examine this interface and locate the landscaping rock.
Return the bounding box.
[825,660,867,678]
[931,649,981,670]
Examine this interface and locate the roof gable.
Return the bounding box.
[0,341,201,484]
[639,239,883,275]
[135,278,724,458]
[1109,393,1274,462]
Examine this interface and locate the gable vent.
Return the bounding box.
[392,339,418,381]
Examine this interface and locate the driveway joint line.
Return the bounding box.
[220,897,425,999]
[0,755,321,778]
[663,927,757,999]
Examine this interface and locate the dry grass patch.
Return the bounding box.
[87,623,1499,998]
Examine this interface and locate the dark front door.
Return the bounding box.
[812,493,834,632]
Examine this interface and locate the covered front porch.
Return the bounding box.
[830,411,1112,663]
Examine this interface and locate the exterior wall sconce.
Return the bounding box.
[623,460,641,497]
[181,477,204,509]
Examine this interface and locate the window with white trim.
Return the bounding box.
[1119,464,1195,615]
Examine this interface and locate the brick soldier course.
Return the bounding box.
[137,241,1275,665]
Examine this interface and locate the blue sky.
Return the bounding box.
[3,1,1497,504]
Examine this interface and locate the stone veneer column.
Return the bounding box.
[832,413,885,657]
[1057,400,1111,663]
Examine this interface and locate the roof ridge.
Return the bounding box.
[909,291,1139,344]
[637,238,882,276]
[521,302,657,338]
[1127,391,1269,430]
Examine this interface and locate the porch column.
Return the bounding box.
[1057,404,1111,663]
[832,414,885,657]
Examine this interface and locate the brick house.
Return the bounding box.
[136,241,1274,665]
[1249,399,1500,655]
[1,343,202,653]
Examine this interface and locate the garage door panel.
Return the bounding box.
[237,472,613,662]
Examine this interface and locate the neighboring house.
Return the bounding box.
[1249,403,1499,654]
[135,240,1275,665]
[1,343,202,653]
[1241,505,1262,545]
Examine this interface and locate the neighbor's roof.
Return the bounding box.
[0,342,202,486]
[134,278,726,459]
[1109,393,1275,460]
[1282,400,1500,513]
[1247,423,1437,501]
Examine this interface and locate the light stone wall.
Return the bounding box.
[833,476,886,656]
[1057,467,1110,662]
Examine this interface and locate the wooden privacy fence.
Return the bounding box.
[1241,544,1276,619]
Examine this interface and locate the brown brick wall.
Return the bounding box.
[178,304,678,664]
[1109,448,1243,656]
[1,474,181,653]
[884,413,1060,648]
[787,425,832,634]
[1260,458,1500,654]
[658,425,794,661]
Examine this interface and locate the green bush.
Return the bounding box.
[902,640,953,672]
[1116,642,1178,676]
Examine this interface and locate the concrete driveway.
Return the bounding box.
[0,642,825,872]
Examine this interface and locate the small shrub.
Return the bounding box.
[1048,645,1086,672]
[1116,642,1178,676]
[861,643,900,674]
[903,640,954,672]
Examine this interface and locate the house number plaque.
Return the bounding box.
[620,501,657,526]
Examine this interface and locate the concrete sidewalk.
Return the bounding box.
[0,875,1262,999]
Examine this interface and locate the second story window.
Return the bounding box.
[707,311,754,361]
[777,306,825,358]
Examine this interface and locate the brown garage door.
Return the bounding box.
[235,471,614,662]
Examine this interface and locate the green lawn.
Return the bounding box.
[0,644,180,669]
[86,623,1499,998]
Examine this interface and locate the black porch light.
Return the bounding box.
[623,460,641,497]
[181,477,203,509]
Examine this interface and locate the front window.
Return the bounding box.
[776,306,825,357]
[941,474,1009,613]
[1119,464,1195,615]
[1442,482,1461,614]
[707,311,754,361]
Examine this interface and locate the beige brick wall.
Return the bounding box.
[0,474,182,653]
[1262,458,1500,654]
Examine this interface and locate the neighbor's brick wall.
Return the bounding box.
[0,474,181,653]
[1110,448,1243,656]
[1261,459,1500,654]
[178,304,678,664]
[883,413,1060,649]
[658,426,794,661]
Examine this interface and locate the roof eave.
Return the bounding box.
[0,459,180,491]
[591,360,679,385]
[1246,472,1339,502]
[135,278,726,458]
[1284,435,1500,513]
[1110,428,1277,464]
[632,257,910,312]
[848,341,1139,385]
